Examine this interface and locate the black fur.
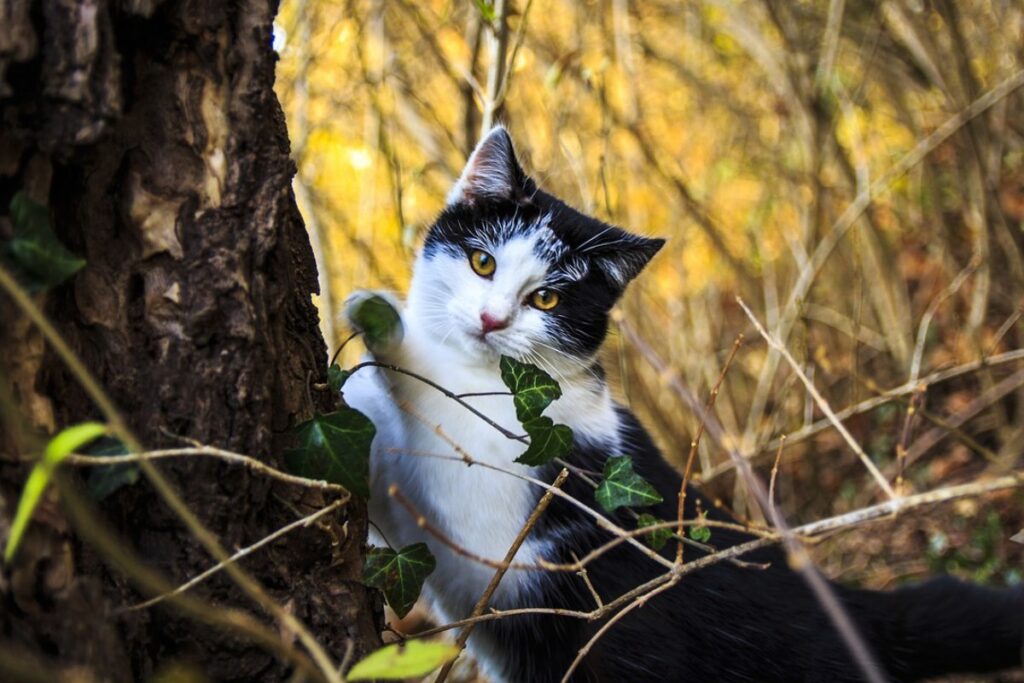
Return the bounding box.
[472,410,1024,682]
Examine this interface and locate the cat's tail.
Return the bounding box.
[854,576,1024,681]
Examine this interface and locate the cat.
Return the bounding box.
[341,126,1024,682]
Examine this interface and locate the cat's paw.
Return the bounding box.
[343,290,405,356]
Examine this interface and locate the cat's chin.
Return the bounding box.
[463,334,506,360]
[446,329,518,364]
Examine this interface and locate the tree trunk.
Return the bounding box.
[0,1,380,680]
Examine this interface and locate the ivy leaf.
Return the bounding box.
[284,408,375,497]
[82,436,139,501]
[5,422,107,564]
[636,513,672,551]
[327,364,350,393]
[363,543,436,618]
[595,456,663,513]
[515,416,573,466]
[689,510,712,543]
[499,355,562,422]
[5,192,86,292]
[347,640,458,681]
[347,292,403,353]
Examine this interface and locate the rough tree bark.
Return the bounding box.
[0,1,380,680]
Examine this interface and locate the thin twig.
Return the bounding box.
[124,498,348,611]
[768,435,786,509]
[454,390,513,399]
[895,386,925,492]
[350,361,525,442]
[677,335,742,565]
[986,300,1024,355]
[65,448,347,493]
[560,576,679,683]
[574,552,604,608]
[909,256,979,384]
[330,331,362,368]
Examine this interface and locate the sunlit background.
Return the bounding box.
[274,0,1024,591]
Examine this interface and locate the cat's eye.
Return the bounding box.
[530,289,560,311]
[469,249,496,277]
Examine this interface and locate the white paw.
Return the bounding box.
[343,290,405,355]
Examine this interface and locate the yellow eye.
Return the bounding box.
[530,289,560,311]
[469,250,496,277]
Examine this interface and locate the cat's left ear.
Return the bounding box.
[447,125,535,206]
[587,230,666,287]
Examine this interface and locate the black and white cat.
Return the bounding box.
[342,126,1024,682]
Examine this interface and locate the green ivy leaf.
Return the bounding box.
[636,513,672,551]
[595,456,663,513]
[689,510,712,543]
[82,436,139,501]
[363,543,436,618]
[284,408,375,497]
[5,192,86,291]
[347,640,459,681]
[499,355,562,422]
[5,422,107,564]
[327,364,350,393]
[348,293,403,353]
[515,416,573,466]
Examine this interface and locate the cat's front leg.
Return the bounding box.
[342,289,406,363]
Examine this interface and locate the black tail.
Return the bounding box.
[855,576,1024,681]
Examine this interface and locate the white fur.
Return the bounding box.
[343,229,621,680]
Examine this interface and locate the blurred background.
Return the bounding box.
[272,0,1023,596]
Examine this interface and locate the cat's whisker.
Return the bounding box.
[576,225,616,252]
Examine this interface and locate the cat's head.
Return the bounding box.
[408,126,664,373]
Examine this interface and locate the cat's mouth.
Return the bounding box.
[464,327,514,358]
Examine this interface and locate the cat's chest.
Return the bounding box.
[388,357,540,546]
[348,346,546,611]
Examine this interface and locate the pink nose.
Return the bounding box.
[480,312,509,334]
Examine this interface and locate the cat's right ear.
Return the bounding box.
[447,125,534,206]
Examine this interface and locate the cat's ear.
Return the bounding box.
[586,230,665,287]
[447,125,534,206]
